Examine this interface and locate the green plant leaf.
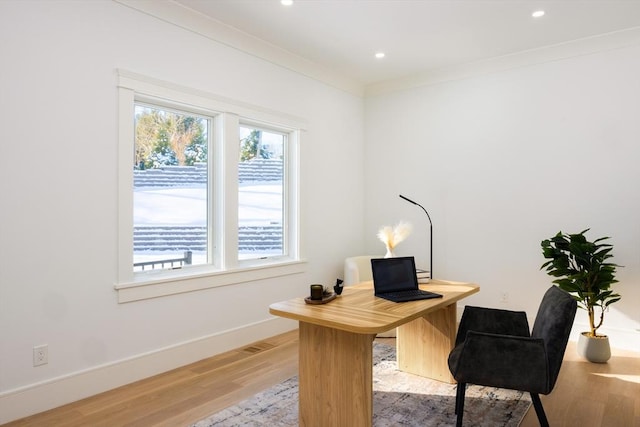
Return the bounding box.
[540,229,622,332]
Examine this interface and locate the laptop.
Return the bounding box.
[371,256,442,303]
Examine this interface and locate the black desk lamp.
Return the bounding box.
[399,194,433,279]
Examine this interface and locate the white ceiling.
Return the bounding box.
[173,0,640,86]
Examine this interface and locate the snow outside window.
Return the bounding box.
[115,70,304,303]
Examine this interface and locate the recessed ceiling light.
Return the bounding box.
[532,10,545,18]
[281,0,293,5]
[375,52,385,59]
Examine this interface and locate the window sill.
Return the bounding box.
[114,259,307,303]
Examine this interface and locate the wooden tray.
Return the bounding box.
[304,292,337,305]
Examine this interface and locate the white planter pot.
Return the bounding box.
[577,332,611,363]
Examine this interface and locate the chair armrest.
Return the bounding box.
[450,331,550,394]
[456,305,530,346]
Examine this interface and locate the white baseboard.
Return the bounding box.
[0,317,297,424]
[569,322,640,353]
[4,311,635,424]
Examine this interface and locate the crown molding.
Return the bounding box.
[365,26,640,97]
[113,0,364,97]
[113,1,640,99]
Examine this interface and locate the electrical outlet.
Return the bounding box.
[33,345,48,366]
[500,292,509,304]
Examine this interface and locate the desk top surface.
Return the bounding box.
[269,279,479,334]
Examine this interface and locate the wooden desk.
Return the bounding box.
[269,279,479,427]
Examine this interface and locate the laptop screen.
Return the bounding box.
[371,256,419,294]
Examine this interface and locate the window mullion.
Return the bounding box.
[287,130,301,260]
[220,113,240,270]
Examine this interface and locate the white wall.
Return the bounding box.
[3,1,639,423]
[364,41,640,351]
[0,1,364,422]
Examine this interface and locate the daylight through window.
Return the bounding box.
[117,71,303,301]
[133,104,210,271]
[238,125,285,261]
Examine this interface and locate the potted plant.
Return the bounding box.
[540,229,621,363]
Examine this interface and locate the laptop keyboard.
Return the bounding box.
[383,289,440,299]
[385,289,423,298]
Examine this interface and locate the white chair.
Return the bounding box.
[344,255,375,286]
[344,255,396,337]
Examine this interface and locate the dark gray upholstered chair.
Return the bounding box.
[448,286,577,427]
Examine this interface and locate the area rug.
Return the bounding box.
[193,343,531,426]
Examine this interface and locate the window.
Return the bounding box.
[238,125,286,261]
[133,104,210,271]
[116,70,304,302]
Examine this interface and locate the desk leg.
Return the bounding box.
[298,322,375,427]
[396,302,456,383]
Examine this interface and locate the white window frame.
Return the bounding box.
[237,121,291,264]
[115,70,305,303]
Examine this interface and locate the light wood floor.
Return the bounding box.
[3,330,639,427]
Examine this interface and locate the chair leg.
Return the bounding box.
[530,393,549,427]
[455,382,466,427]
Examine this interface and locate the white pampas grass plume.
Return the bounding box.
[377,221,412,250]
[377,226,394,248]
[392,221,412,246]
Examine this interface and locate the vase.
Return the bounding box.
[384,247,395,258]
[577,332,611,363]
